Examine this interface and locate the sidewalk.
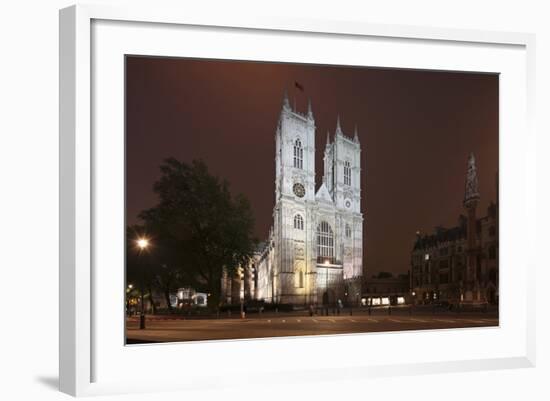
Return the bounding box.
[127,305,498,321]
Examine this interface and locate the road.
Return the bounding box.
[126,311,499,343]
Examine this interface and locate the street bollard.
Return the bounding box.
[139,313,146,330]
[388,306,391,315]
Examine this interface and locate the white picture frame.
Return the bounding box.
[59,4,536,397]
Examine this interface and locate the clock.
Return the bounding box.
[293,183,305,198]
[345,199,351,209]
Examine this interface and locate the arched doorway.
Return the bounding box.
[322,289,336,305]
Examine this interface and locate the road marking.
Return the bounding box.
[460,319,486,324]
[434,319,456,323]
[296,319,301,323]
[368,318,379,323]
[267,320,271,323]
[312,319,319,323]
[349,319,357,322]
[329,319,336,323]
[282,320,286,323]
[388,318,405,323]
[409,318,429,323]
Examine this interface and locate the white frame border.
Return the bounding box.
[59,4,536,397]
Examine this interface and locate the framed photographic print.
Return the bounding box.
[60,4,536,397]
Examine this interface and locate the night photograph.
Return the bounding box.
[125,56,499,344]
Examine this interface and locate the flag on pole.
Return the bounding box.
[294,81,304,92]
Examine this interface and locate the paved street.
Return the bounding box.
[126,310,498,343]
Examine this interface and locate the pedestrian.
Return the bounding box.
[309,304,314,317]
[337,299,343,315]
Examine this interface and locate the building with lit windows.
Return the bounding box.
[362,273,411,306]
[222,92,364,306]
[410,154,498,306]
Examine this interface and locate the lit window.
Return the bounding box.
[425,254,430,261]
[294,214,304,230]
[344,160,351,185]
[296,270,304,288]
[317,221,334,263]
[293,139,303,169]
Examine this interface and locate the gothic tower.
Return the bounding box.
[463,152,481,302]
[320,117,363,301]
[273,92,316,304]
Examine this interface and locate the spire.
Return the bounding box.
[282,90,290,111]
[353,124,359,143]
[307,99,314,120]
[325,130,331,148]
[464,152,480,206]
[335,115,343,136]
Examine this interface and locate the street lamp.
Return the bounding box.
[324,260,330,316]
[137,238,149,251]
[238,267,245,319]
[136,237,150,329]
[126,284,134,317]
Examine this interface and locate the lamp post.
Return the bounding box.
[324,260,330,316]
[238,266,245,319]
[136,237,150,330]
[126,284,133,317]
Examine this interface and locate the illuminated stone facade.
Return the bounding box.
[223,92,364,306]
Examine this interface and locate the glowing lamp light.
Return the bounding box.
[136,238,149,250]
[324,260,330,265]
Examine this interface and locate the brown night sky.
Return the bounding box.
[126,56,498,276]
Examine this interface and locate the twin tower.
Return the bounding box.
[254,91,364,306]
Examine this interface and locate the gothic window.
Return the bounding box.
[344,160,351,185]
[345,224,352,238]
[317,221,334,263]
[294,214,304,230]
[296,270,304,288]
[293,139,303,169]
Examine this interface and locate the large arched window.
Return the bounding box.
[293,139,303,169]
[294,214,304,230]
[344,160,351,185]
[317,221,334,264]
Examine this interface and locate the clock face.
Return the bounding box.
[345,199,352,209]
[293,183,306,198]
